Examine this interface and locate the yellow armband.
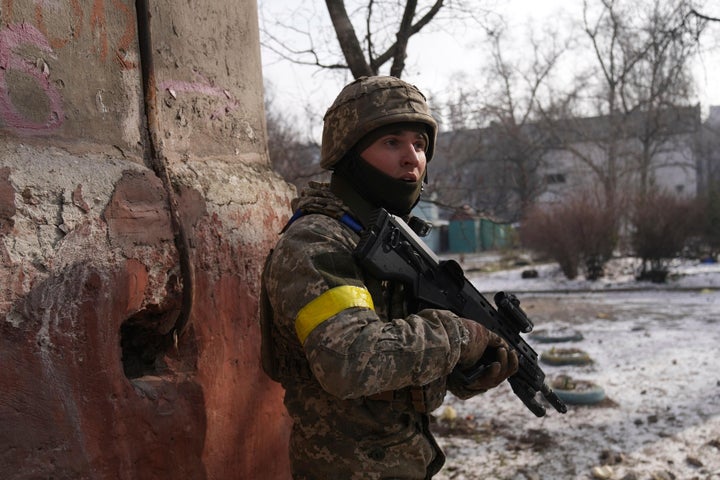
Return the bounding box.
[295,285,374,344]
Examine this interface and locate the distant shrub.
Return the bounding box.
[520,206,579,279]
[520,196,618,280]
[630,190,698,282]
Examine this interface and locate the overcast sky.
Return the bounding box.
[259,0,720,132]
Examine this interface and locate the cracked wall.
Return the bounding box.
[0,0,293,478]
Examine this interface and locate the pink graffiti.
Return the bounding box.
[0,23,64,135]
[159,77,240,120]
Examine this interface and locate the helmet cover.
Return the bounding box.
[320,76,438,169]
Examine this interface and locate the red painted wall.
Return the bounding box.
[0,0,293,477]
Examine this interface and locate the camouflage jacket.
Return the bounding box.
[261,182,470,479]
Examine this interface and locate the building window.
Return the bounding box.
[546,173,566,184]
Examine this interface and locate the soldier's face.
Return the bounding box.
[360,129,427,182]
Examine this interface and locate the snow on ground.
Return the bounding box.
[431,255,720,480]
[463,254,720,294]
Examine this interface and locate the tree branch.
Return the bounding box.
[373,0,444,71]
[690,8,720,22]
[390,0,417,77]
[324,0,374,77]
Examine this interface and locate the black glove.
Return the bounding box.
[461,339,519,392]
[458,318,502,368]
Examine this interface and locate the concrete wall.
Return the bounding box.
[537,134,698,206]
[0,0,293,478]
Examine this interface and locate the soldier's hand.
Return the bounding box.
[458,319,504,368]
[462,341,519,392]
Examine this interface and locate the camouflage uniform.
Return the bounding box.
[261,76,485,479]
[262,182,471,479]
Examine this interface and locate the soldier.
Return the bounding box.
[261,76,518,479]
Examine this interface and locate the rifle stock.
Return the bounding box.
[354,208,567,417]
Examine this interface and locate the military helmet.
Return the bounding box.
[320,76,438,170]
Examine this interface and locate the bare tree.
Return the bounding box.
[427,25,572,222]
[261,0,490,79]
[264,83,327,192]
[554,0,709,209]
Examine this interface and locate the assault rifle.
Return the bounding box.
[353,208,567,417]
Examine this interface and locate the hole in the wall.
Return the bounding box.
[120,309,175,379]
